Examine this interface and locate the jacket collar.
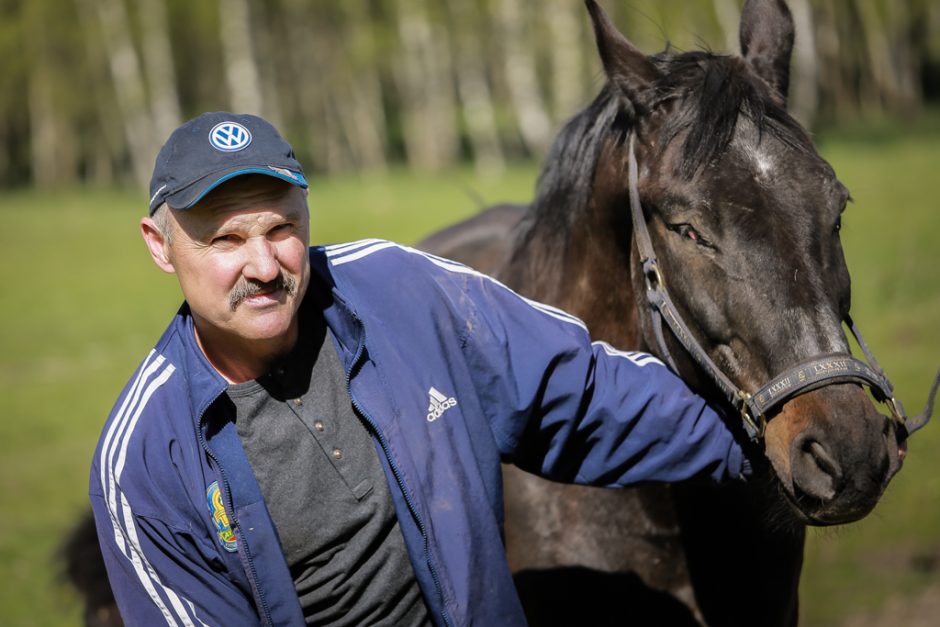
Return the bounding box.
[309,246,367,376]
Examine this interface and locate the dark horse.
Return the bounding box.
[420,1,936,625]
[64,1,935,625]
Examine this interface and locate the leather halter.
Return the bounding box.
[626,134,937,441]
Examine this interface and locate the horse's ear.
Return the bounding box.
[585,0,660,112]
[739,0,795,103]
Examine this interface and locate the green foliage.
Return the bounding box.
[0,114,938,626]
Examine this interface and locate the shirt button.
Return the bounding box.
[314,420,325,432]
[293,398,303,407]
[332,448,343,460]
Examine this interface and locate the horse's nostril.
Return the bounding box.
[806,441,841,480]
[791,437,843,503]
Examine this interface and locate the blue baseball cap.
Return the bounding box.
[148,112,308,215]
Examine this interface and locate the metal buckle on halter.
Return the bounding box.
[738,391,766,440]
[886,396,906,424]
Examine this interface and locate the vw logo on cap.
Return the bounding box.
[209,121,252,152]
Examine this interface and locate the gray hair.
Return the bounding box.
[151,204,174,245]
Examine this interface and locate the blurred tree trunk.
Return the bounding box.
[852,0,900,113]
[447,0,504,177]
[338,0,388,172]
[280,0,329,171]
[495,0,552,157]
[218,0,266,117]
[789,0,819,127]
[27,60,60,187]
[546,0,585,122]
[885,0,922,114]
[928,0,940,61]
[73,0,119,186]
[25,0,77,187]
[255,16,285,130]
[815,0,851,120]
[394,0,459,170]
[139,0,180,141]
[85,0,156,187]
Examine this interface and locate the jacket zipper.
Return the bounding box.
[195,394,276,627]
[344,322,454,627]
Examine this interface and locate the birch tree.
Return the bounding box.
[218,0,266,117]
[84,0,157,187]
[546,0,586,122]
[789,0,819,127]
[447,0,505,176]
[394,0,459,170]
[26,0,61,187]
[338,0,389,172]
[139,0,181,141]
[495,0,552,157]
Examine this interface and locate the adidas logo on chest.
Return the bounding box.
[427,387,457,422]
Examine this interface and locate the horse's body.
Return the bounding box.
[422,199,806,626]
[418,1,909,624]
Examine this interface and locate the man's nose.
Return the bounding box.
[243,238,280,282]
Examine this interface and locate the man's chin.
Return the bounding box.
[234,307,300,343]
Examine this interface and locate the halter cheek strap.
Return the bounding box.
[626,134,938,441]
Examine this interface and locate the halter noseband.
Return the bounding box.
[626,134,937,441]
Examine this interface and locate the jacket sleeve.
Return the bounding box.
[453,265,749,486]
[90,492,262,626]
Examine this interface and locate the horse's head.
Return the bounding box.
[586,0,908,525]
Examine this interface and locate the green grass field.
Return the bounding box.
[1,114,937,626]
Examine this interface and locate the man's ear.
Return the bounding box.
[140,217,176,274]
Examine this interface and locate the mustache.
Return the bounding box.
[229,274,298,311]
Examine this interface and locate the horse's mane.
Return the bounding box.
[530,84,625,230]
[531,50,813,225]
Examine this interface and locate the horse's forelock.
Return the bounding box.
[651,52,812,177]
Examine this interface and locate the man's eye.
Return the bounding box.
[212,234,240,245]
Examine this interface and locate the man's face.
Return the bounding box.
[144,178,311,362]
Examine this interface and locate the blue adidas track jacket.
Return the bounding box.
[90,241,748,626]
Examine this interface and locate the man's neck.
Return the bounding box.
[193,318,301,384]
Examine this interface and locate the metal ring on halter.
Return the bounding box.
[644,262,664,291]
[738,391,766,440]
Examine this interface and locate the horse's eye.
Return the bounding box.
[668,223,709,246]
[678,224,699,241]
[834,216,842,233]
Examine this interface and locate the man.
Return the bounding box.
[90,112,749,626]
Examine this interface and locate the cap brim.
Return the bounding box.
[165,167,309,210]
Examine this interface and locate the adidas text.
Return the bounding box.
[427,387,458,422]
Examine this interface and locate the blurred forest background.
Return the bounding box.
[3,0,940,188]
[1,1,939,626]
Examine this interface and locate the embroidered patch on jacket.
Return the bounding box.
[206,481,237,552]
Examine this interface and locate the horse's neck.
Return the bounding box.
[497,141,643,350]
